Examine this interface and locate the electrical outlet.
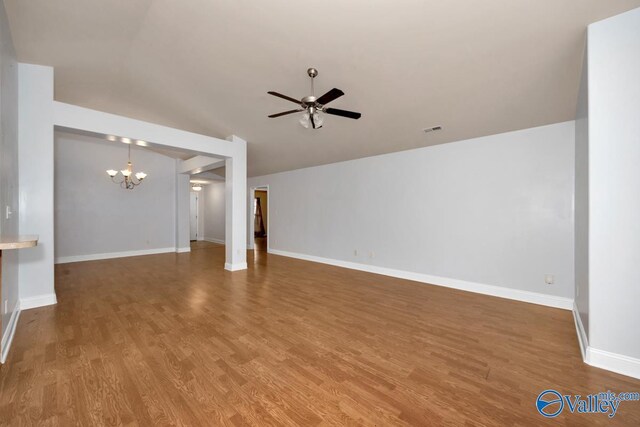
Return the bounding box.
[5,206,12,219]
[353,249,358,256]
[545,274,554,285]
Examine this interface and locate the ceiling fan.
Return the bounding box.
[267,68,361,129]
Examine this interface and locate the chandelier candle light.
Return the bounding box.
[106,143,147,190]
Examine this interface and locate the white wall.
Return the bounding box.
[224,137,247,270]
[249,121,575,304]
[574,44,589,338]
[18,64,56,309]
[0,1,20,345]
[588,8,640,363]
[175,172,190,252]
[54,132,178,260]
[203,181,225,244]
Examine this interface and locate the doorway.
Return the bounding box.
[252,187,268,252]
[189,191,199,241]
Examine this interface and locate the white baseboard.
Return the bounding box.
[1,301,21,363]
[588,348,640,380]
[572,303,589,361]
[204,237,225,245]
[55,247,177,264]
[225,262,247,271]
[268,248,574,310]
[20,293,58,310]
[572,304,640,380]
[176,247,191,253]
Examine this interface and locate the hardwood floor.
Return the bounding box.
[1,241,639,426]
[254,237,267,252]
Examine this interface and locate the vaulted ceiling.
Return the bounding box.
[5,0,640,176]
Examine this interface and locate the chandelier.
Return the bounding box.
[106,144,147,190]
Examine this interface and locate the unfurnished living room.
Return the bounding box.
[1,1,640,425]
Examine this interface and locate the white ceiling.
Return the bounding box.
[6,0,640,176]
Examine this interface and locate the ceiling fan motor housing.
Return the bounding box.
[302,95,318,107]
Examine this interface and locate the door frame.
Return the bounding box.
[189,191,199,241]
[248,185,269,252]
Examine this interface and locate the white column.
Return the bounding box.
[18,64,56,309]
[224,135,247,271]
[587,7,640,377]
[175,164,191,252]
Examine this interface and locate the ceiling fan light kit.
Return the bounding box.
[268,68,361,129]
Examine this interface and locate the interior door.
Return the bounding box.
[189,192,198,241]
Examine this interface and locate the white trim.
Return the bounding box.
[20,293,57,310]
[572,303,640,379]
[204,237,225,245]
[55,247,176,264]
[1,301,21,363]
[268,248,574,310]
[572,303,589,361]
[225,262,247,271]
[176,247,191,253]
[587,348,640,380]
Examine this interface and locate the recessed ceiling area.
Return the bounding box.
[5,0,640,176]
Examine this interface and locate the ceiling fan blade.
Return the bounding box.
[316,88,344,105]
[324,108,361,120]
[268,109,304,118]
[267,91,302,105]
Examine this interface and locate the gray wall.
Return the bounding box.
[574,44,589,337]
[203,181,225,243]
[0,2,19,339]
[54,132,178,260]
[588,8,640,359]
[175,172,190,250]
[250,121,575,299]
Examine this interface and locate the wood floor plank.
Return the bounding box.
[0,241,639,426]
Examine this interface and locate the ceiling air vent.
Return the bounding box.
[423,126,442,133]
